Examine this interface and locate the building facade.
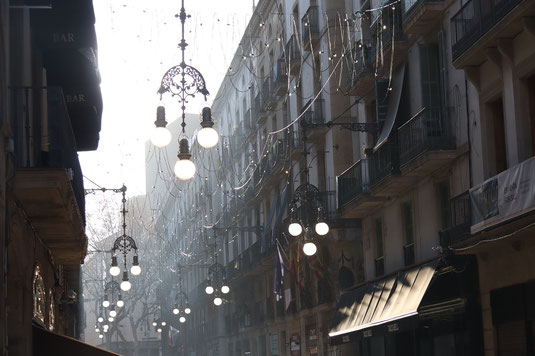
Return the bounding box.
[146,0,535,356]
[1,0,113,355]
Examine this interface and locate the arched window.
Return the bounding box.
[32,264,46,324]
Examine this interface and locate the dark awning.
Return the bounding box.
[373,62,406,152]
[329,260,437,338]
[33,325,122,356]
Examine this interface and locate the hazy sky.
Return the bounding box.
[79,0,254,197]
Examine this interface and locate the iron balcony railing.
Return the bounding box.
[450,0,523,61]
[369,141,400,188]
[379,5,405,50]
[397,108,456,166]
[337,159,370,208]
[347,43,374,88]
[285,35,301,66]
[301,99,325,125]
[439,191,472,247]
[10,86,85,222]
[302,5,320,48]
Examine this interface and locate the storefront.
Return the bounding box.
[329,256,483,356]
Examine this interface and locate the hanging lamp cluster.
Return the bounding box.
[151,0,218,180]
[108,185,141,291]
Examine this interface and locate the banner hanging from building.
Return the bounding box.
[471,156,535,233]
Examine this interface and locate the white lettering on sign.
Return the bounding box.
[363,330,372,338]
[53,33,76,43]
[388,323,399,332]
[342,335,350,343]
[66,94,86,103]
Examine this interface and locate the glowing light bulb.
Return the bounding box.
[102,300,110,308]
[173,308,179,315]
[116,300,124,308]
[109,310,117,317]
[161,321,166,326]
[303,242,317,256]
[315,221,329,236]
[130,264,141,276]
[120,280,132,291]
[205,285,214,295]
[213,297,223,306]
[288,222,303,236]
[174,158,196,180]
[98,317,104,323]
[151,127,172,148]
[157,328,162,333]
[179,316,186,323]
[108,317,114,322]
[99,334,104,339]
[184,307,191,314]
[109,265,120,277]
[197,127,219,148]
[221,285,230,294]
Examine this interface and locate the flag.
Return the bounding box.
[274,244,288,301]
[168,325,179,347]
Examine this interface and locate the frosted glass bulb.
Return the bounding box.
[315,221,329,236]
[99,334,104,339]
[221,285,230,294]
[151,127,172,148]
[109,310,117,317]
[184,307,191,314]
[303,242,317,256]
[98,317,104,323]
[120,280,132,291]
[173,308,179,315]
[205,286,214,295]
[197,127,219,148]
[161,321,166,326]
[174,159,196,180]
[288,222,303,236]
[116,300,124,308]
[213,297,223,306]
[130,264,141,276]
[157,328,162,333]
[102,300,110,308]
[179,316,186,323]
[109,265,120,277]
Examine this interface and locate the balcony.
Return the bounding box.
[397,108,457,176]
[372,7,408,76]
[470,156,535,234]
[439,192,472,247]
[402,0,445,35]
[262,77,277,110]
[273,59,288,96]
[288,126,303,159]
[254,92,268,124]
[450,0,530,66]
[302,6,321,51]
[285,35,301,73]
[11,87,87,264]
[346,43,375,97]
[337,159,387,218]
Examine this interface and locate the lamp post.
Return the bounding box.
[153,0,218,180]
[109,185,140,291]
[172,267,192,323]
[204,229,230,305]
[287,122,330,256]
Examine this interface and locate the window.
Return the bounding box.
[374,217,384,277]
[488,98,507,174]
[402,201,415,266]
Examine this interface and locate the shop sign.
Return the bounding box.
[363,330,372,338]
[342,335,351,343]
[309,346,319,354]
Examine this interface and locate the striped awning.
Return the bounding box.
[329,260,437,338]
